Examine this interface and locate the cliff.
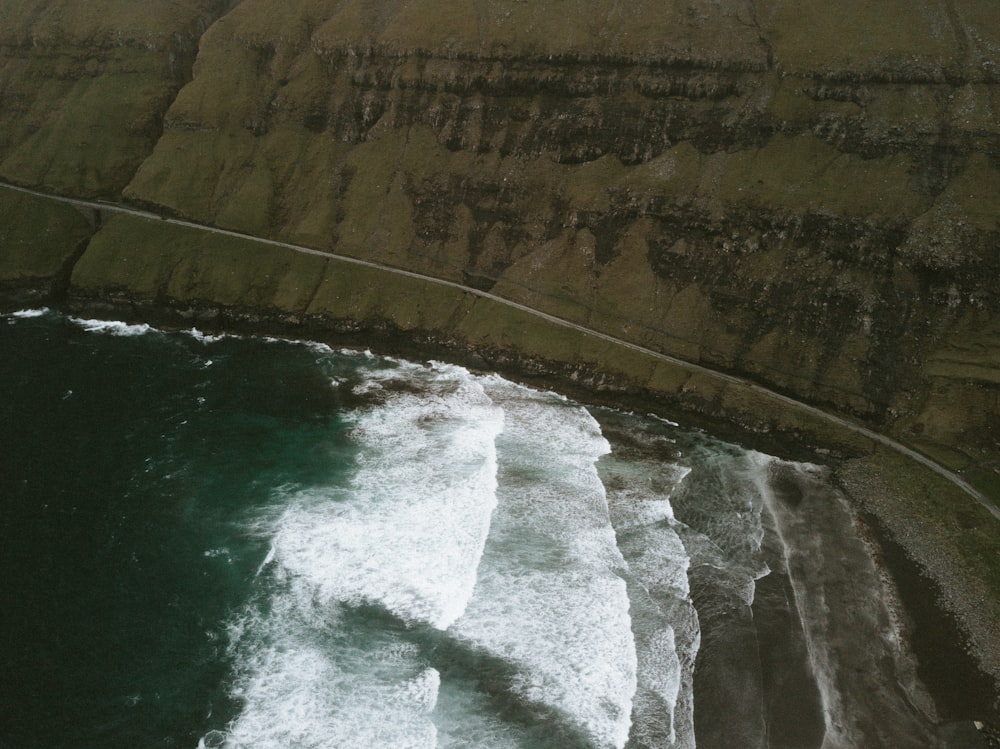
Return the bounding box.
[11,0,999,474]
[0,0,232,196]
[2,0,999,479]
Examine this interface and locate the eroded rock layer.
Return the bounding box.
[1,0,999,476]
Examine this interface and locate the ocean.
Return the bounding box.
[0,310,943,748]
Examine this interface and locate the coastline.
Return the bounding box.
[3,2,1000,737]
[837,457,1000,728]
[3,169,998,734]
[7,296,998,740]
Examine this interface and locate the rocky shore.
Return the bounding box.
[837,457,1000,724]
[13,286,1000,744]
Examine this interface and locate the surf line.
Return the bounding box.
[3,180,996,522]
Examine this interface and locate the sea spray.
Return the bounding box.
[68,316,155,336]
[4,306,50,318]
[219,574,442,749]
[451,378,637,749]
[208,359,505,747]
[595,409,700,749]
[264,361,503,629]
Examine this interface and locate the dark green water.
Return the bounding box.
[1,313,355,747]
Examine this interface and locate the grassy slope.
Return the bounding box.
[117,0,1000,463]
[0,0,225,197]
[0,190,94,282]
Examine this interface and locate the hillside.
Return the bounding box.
[4,0,999,477]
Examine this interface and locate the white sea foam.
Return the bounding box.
[451,378,637,749]
[210,359,509,748]
[183,328,337,355]
[6,307,50,318]
[68,316,155,336]
[261,335,335,355]
[212,580,441,749]
[187,327,231,344]
[600,437,698,749]
[268,361,503,629]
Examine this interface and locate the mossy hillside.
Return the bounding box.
[81,0,1000,481]
[0,54,180,196]
[70,214,326,313]
[121,30,279,224]
[0,0,214,45]
[128,40,994,448]
[479,139,926,418]
[306,260,469,328]
[897,308,1000,474]
[124,21,360,239]
[0,189,95,285]
[926,153,1000,236]
[759,0,962,77]
[306,0,768,65]
[925,311,1000,385]
[71,216,196,300]
[0,0,228,197]
[63,207,890,460]
[125,128,257,224]
[335,129,442,268]
[619,134,926,220]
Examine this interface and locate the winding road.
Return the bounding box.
[4,181,998,520]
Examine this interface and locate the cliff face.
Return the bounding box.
[0,0,231,197]
[2,0,999,479]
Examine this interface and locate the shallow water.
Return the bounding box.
[0,310,942,748]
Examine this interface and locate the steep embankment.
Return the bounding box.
[116,0,1000,480]
[0,0,231,197]
[3,0,999,476]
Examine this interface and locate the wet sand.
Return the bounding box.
[860,513,997,723]
[835,457,1000,746]
[693,456,948,748]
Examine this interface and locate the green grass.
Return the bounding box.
[868,445,1000,595]
[0,44,188,197]
[71,213,327,312]
[0,190,95,280]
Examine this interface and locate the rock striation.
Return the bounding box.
[120,1,1000,473]
[0,0,231,197]
[2,0,1000,485]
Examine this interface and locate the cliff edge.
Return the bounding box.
[9,0,997,475]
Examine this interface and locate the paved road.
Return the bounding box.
[4,181,998,519]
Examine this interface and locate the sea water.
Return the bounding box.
[0,310,940,748]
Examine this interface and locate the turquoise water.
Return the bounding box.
[0,310,943,748]
[1,313,356,747]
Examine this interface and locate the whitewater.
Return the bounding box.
[1,311,945,749]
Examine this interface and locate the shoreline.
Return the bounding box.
[4,297,999,739]
[861,508,996,722]
[836,458,1000,731]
